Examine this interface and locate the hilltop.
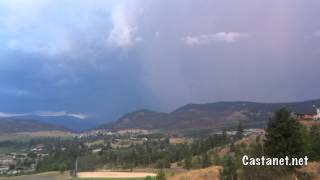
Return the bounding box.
[97,99,320,132]
[97,109,168,130]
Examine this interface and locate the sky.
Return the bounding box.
[0,0,320,123]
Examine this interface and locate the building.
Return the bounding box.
[315,108,320,120]
[292,108,320,121]
[0,166,9,175]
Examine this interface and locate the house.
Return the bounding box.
[315,108,320,120]
[92,148,102,154]
[0,166,9,175]
[292,108,320,121]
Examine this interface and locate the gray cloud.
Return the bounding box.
[0,0,320,121]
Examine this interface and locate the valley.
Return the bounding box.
[0,100,320,179]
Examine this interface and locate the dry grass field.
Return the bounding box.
[298,162,320,180]
[0,172,69,180]
[168,166,222,180]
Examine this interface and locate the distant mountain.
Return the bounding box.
[97,109,168,130]
[96,99,320,132]
[0,118,71,133]
[12,115,98,131]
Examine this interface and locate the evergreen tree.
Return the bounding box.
[308,125,320,160]
[201,153,212,168]
[235,121,243,140]
[58,163,66,174]
[222,129,228,141]
[219,155,237,180]
[264,108,306,158]
[184,154,193,170]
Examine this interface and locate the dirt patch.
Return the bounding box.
[77,171,156,178]
[168,166,222,180]
[298,162,320,180]
[169,138,193,145]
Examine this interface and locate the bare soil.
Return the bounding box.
[77,171,156,178]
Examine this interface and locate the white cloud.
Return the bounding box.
[0,0,139,55]
[0,0,50,33]
[182,32,249,46]
[36,111,88,119]
[108,1,143,47]
[155,31,160,38]
[68,113,87,119]
[314,31,320,37]
[0,111,88,119]
[0,112,27,118]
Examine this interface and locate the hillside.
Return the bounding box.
[97,109,168,130]
[0,118,71,133]
[168,166,222,180]
[12,115,98,131]
[97,99,320,131]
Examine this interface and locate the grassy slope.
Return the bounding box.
[0,131,75,142]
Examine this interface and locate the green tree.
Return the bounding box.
[222,129,228,141]
[145,176,153,180]
[156,169,166,180]
[184,154,193,170]
[201,153,212,168]
[156,159,170,169]
[235,121,243,140]
[308,125,320,160]
[264,108,306,159]
[59,163,66,174]
[219,155,237,180]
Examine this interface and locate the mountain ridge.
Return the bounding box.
[96,99,320,132]
[0,118,72,133]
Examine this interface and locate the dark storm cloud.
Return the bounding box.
[136,0,320,110]
[0,0,320,122]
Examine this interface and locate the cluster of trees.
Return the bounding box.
[220,108,320,180]
[0,138,83,173]
[34,133,229,172]
[183,137,228,170]
[36,139,87,172]
[264,108,320,161]
[78,134,228,170]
